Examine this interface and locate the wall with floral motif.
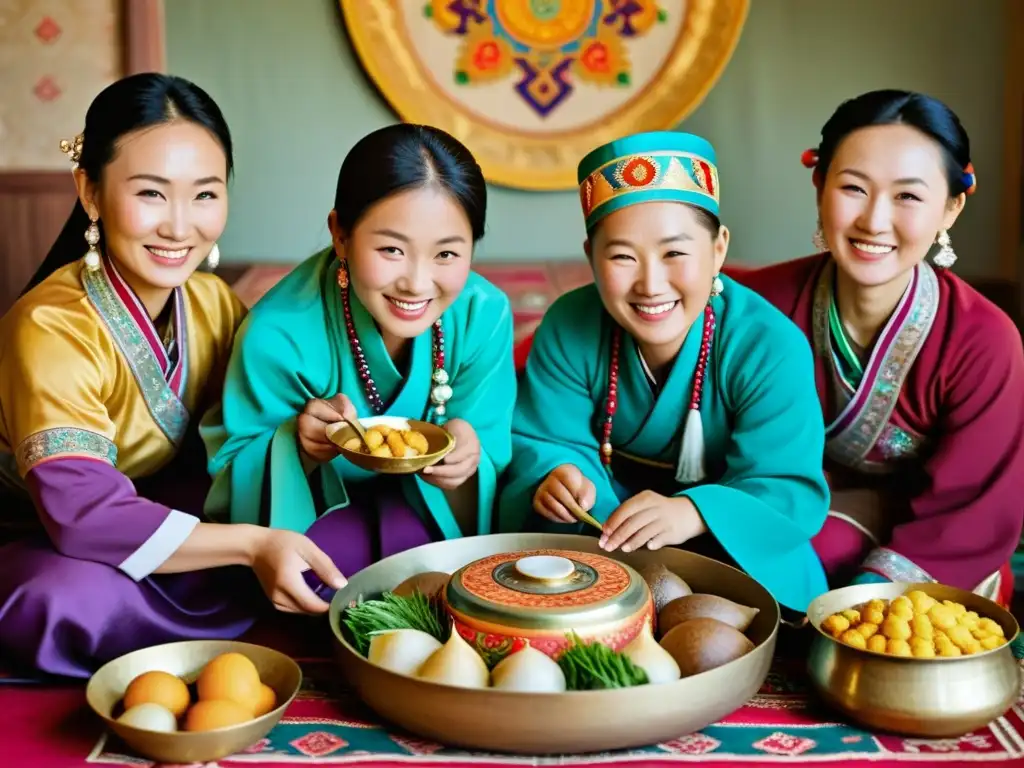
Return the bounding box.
[0,0,121,171]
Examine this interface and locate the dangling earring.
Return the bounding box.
[933,230,957,269]
[812,220,828,253]
[710,273,724,298]
[83,219,101,272]
[206,243,220,270]
[336,258,349,289]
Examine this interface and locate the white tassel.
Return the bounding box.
[675,408,706,484]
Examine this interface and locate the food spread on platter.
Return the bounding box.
[342,425,430,458]
[822,589,1009,658]
[114,653,277,733]
[340,552,762,693]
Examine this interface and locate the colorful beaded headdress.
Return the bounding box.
[577,131,720,232]
[577,131,723,486]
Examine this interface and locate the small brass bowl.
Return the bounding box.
[807,581,1020,738]
[330,533,778,754]
[86,640,302,764]
[326,416,454,474]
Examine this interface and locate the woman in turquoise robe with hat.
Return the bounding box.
[498,131,831,613]
[203,125,516,607]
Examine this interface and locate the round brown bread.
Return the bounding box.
[659,618,756,677]
[658,593,759,636]
[638,563,692,613]
[392,571,450,599]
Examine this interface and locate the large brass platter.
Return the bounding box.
[807,581,1021,738]
[329,533,778,754]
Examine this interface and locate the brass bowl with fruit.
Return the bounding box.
[329,533,779,754]
[86,640,302,763]
[326,416,454,474]
[807,581,1020,738]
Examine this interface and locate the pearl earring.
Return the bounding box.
[812,221,828,253]
[933,230,957,269]
[83,220,101,272]
[206,243,220,270]
[710,273,724,297]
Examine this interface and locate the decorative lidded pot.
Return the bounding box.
[444,549,654,665]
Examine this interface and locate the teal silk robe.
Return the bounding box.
[498,277,830,612]
[203,250,516,540]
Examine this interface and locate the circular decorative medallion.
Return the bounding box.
[339,0,750,190]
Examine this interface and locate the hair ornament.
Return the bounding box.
[59,133,84,168]
[961,162,977,196]
[800,148,820,168]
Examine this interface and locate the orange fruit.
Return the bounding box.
[122,670,191,718]
[183,700,252,731]
[253,683,277,717]
[196,652,261,712]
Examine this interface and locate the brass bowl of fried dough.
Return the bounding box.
[807,581,1020,738]
[326,416,454,474]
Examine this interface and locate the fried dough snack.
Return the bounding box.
[821,590,1007,658]
[343,426,430,458]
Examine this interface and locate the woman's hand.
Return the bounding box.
[532,464,596,524]
[421,418,480,490]
[599,492,706,552]
[297,394,356,463]
[248,527,347,614]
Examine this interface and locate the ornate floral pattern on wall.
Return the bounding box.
[0,0,121,171]
[340,0,748,190]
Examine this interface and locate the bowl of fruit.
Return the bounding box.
[85,640,302,763]
[326,416,454,474]
[807,582,1019,738]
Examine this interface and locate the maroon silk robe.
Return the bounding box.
[738,254,1023,604]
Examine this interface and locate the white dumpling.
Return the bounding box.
[367,629,443,676]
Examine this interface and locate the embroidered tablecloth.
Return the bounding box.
[4,655,1023,767]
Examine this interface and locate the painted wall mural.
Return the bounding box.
[341,0,748,190]
[0,0,122,171]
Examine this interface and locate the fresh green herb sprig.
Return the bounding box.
[342,591,449,655]
[557,633,649,690]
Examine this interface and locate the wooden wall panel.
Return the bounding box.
[0,173,76,313]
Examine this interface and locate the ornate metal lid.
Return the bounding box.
[445,549,651,631]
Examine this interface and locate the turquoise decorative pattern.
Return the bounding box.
[15,427,117,471]
[877,424,925,461]
[82,265,189,446]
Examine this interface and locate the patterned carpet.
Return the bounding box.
[4,649,1024,767]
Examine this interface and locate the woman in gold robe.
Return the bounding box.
[0,74,343,679]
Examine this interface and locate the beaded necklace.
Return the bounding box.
[337,262,453,417]
[599,304,717,483]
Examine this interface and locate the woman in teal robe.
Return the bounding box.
[498,132,830,613]
[204,125,516,604]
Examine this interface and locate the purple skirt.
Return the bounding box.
[0,485,435,679]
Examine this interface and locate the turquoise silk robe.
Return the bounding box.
[203,250,516,540]
[498,278,830,612]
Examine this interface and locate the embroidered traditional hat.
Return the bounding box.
[577,131,720,232]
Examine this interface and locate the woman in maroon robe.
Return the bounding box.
[739,90,1023,608]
